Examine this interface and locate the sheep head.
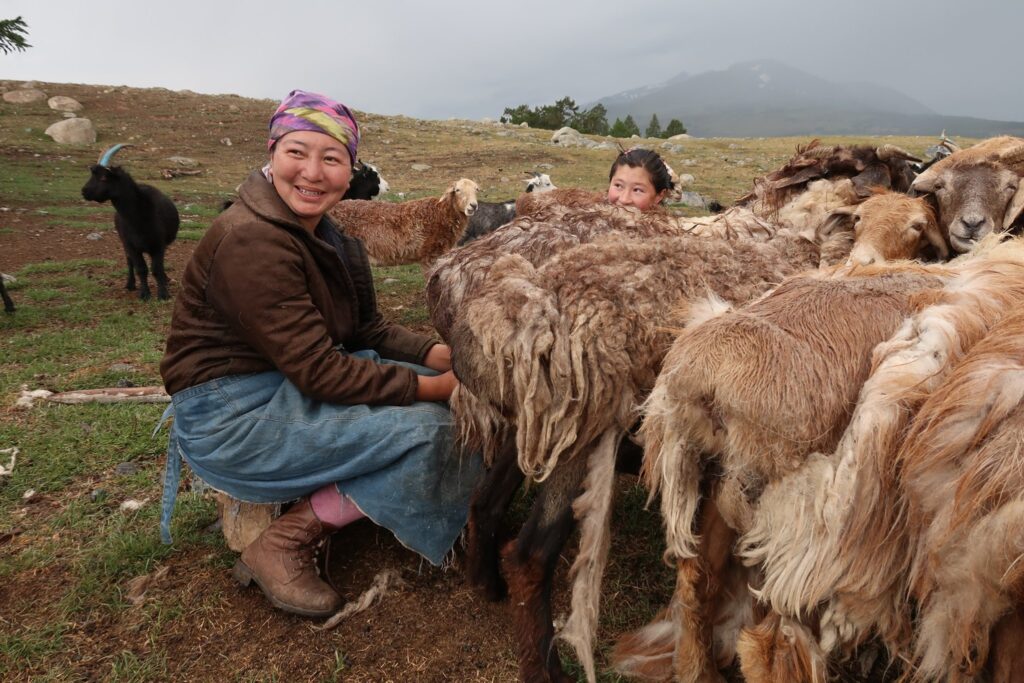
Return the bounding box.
[442,178,479,217]
[837,192,948,266]
[912,159,1024,254]
[523,171,556,193]
[911,137,1024,253]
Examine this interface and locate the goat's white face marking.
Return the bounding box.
[270,130,352,231]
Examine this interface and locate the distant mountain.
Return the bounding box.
[589,60,1024,138]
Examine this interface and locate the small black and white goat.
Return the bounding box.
[458,172,556,245]
[81,144,180,300]
[347,161,390,200]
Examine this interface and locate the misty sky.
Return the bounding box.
[3,0,1021,123]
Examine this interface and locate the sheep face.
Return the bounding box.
[81,165,129,204]
[844,193,947,265]
[364,162,390,194]
[447,178,479,217]
[524,172,556,193]
[912,161,1024,254]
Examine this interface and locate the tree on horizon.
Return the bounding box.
[645,114,662,138]
[0,16,30,55]
[665,118,687,136]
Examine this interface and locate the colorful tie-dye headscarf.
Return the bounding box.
[267,89,359,165]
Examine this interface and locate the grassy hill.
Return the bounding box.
[0,80,969,682]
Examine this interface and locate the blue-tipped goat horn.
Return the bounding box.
[98,143,132,168]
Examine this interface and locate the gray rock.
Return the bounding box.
[47,96,83,112]
[115,462,141,476]
[677,173,695,187]
[228,104,240,113]
[166,156,199,168]
[3,88,47,104]
[667,133,691,141]
[678,191,708,209]
[219,137,232,146]
[410,163,431,172]
[108,363,136,373]
[62,112,77,119]
[44,118,96,144]
[86,232,103,241]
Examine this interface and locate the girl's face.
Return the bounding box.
[270,130,352,231]
[607,164,667,211]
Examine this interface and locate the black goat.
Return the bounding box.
[1,274,14,313]
[81,144,179,300]
[457,172,557,245]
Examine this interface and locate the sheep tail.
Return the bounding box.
[610,608,677,681]
[558,428,620,683]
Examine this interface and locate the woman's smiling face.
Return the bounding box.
[270,130,352,231]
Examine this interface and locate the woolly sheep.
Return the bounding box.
[911,136,1024,253]
[633,237,1024,682]
[328,178,479,266]
[80,144,180,300]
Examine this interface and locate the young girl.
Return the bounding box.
[607,147,675,211]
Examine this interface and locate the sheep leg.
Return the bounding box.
[0,277,14,313]
[123,246,150,299]
[122,247,137,292]
[466,433,525,602]
[150,248,171,300]
[503,455,589,683]
[672,496,735,683]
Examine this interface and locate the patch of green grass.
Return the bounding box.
[0,623,70,678]
[177,228,205,241]
[107,649,170,682]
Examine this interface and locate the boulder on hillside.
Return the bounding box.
[3,88,47,104]
[45,118,97,144]
[48,96,83,113]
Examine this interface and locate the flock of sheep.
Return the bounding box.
[37,129,1024,682]
[415,136,1024,683]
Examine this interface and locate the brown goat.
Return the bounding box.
[911,136,1024,254]
[328,178,479,265]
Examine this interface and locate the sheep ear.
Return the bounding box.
[910,168,940,196]
[1003,182,1024,230]
[816,208,854,241]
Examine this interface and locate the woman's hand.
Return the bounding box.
[423,343,452,372]
[415,370,458,402]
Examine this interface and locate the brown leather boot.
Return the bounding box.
[232,498,343,617]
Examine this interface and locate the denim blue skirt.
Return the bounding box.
[159,350,482,566]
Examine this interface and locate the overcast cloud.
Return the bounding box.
[3,0,1021,122]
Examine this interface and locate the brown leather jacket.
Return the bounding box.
[160,171,436,405]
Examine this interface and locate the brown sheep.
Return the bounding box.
[631,238,1024,682]
[443,229,826,683]
[328,178,479,265]
[512,187,605,218]
[828,189,948,265]
[740,236,1024,670]
[911,136,1024,253]
[898,310,1024,681]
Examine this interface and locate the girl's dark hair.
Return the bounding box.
[608,147,674,195]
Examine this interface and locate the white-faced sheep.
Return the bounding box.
[630,237,1024,682]
[911,135,1024,253]
[458,173,558,245]
[828,189,948,265]
[80,144,180,300]
[328,178,479,266]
